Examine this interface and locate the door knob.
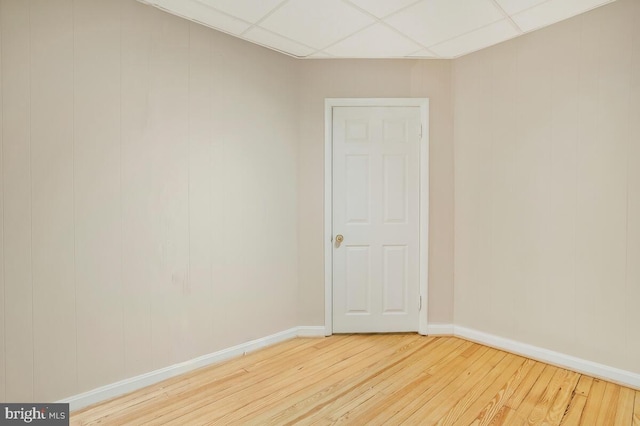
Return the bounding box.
[335,234,344,247]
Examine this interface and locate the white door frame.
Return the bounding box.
[324,98,429,336]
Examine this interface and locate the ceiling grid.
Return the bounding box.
[139,0,616,59]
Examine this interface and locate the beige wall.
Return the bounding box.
[0,0,299,402]
[4,0,633,406]
[297,59,454,326]
[453,0,640,374]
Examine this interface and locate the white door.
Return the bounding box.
[332,106,421,333]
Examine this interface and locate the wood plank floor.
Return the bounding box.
[71,335,640,425]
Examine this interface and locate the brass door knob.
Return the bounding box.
[335,234,344,246]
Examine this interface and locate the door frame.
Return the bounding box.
[324,98,429,336]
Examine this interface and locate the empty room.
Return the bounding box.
[0,0,638,424]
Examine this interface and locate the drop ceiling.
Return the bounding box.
[139,0,616,59]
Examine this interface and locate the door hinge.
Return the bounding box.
[419,124,423,139]
[419,295,422,311]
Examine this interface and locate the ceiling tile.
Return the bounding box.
[197,0,285,23]
[347,0,420,18]
[513,0,613,32]
[243,27,315,57]
[150,0,251,34]
[385,0,504,47]
[143,0,619,59]
[259,0,375,49]
[430,19,519,57]
[325,24,423,57]
[494,0,548,15]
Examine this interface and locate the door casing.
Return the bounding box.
[324,98,429,336]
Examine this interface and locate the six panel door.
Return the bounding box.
[332,106,421,333]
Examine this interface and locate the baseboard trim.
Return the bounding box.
[60,327,306,411]
[452,325,640,390]
[60,324,640,410]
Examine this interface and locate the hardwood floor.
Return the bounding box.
[71,334,640,425]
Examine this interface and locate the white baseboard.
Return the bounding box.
[60,324,640,411]
[452,325,640,390]
[426,323,455,335]
[60,327,307,411]
[297,326,327,337]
